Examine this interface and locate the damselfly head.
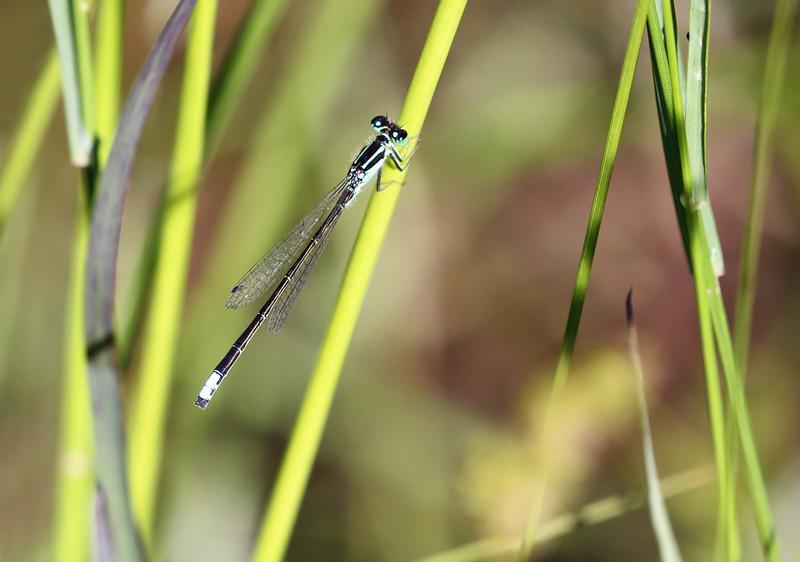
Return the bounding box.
[389,127,408,145]
[370,115,390,132]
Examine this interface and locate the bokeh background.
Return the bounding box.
[1,0,799,560]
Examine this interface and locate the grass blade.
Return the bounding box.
[727,2,798,559]
[127,0,218,542]
[53,183,94,562]
[626,290,684,562]
[685,0,724,276]
[653,1,781,559]
[83,1,197,559]
[0,50,61,235]
[733,0,798,382]
[249,2,468,561]
[205,0,291,150]
[47,0,93,165]
[416,467,712,562]
[94,0,126,167]
[518,1,650,557]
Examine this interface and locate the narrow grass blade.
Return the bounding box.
[249,2,468,561]
[656,2,732,558]
[0,50,61,235]
[728,2,797,559]
[626,290,684,562]
[686,0,724,276]
[205,0,291,149]
[53,184,93,562]
[47,0,93,165]
[127,0,218,543]
[83,1,197,560]
[646,4,692,268]
[416,467,712,562]
[653,1,781,559]
[648,5,730,559]
[518,1,650,558]
[733,0,798,382]
[94,0,126,167]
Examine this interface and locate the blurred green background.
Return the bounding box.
[1,0,799,560]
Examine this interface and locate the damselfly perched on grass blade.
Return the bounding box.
[195,116,417,409]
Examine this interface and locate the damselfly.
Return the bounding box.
[195,116,416,409]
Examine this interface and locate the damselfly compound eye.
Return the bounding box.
[370,115,389,132]
[393,128,408,144]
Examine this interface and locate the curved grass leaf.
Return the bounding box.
[626,290,684,562]
[82,1,197,560]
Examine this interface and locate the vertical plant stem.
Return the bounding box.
[127,0,218,543]
[518,1,650,558]
[53,1,124,558]
[54,181,94,562]
[249,2,468,561]
[95,0,126,167]
[0,50,61,233]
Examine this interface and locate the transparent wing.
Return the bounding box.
[267,216,338,332]
[225,179,348,309]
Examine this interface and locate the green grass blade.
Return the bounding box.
[704,263,781,561]
[626,291,684,562]
[648,2,728,556]
[53,183,94,562]
[654,1,781,559]
[249,2,468,561]
[518,1,650,557]
[0,50,61,235]
[646,6,692,267]
[685,0,724,277]
[728,2,797,559]
[127,0,218,543]
[671,1,733,558]
[47,0,93,165]
[205,0,290,150]
[733,0,798,382]
[416,467,712,562]
[94,0,126,167]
